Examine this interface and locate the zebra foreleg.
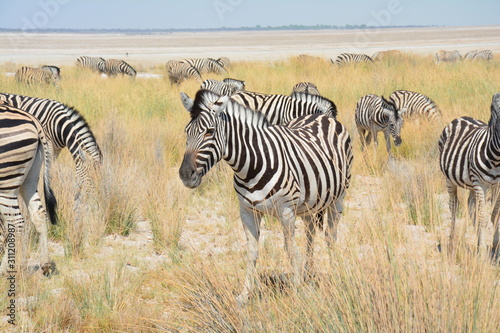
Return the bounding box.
[491,193,500,261]
[472,181,488,258]
[446,180,459,257]
[383,130,392,155]
[236,207,262,306]
[468,190,477,226]
[303,214,317,280]
[280,207,301,289]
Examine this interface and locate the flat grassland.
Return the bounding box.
[0,26,499,332]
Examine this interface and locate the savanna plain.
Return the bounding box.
[0,27,500,332]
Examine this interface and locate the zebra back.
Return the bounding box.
[166,60,202,85]
[180,58,227,75]
[104,58,137,77]
[334,53,374,67]
[200,78,245,96]
[389,90,441,120]
[435,50,462,63]
[76,56,106,73]
[291,82,320,96]
[0,93,102,190]
[290,91,337,118]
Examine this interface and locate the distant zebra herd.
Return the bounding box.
[435,49,494,63]
[76,56,137,77]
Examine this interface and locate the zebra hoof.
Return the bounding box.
[41,261,58,277]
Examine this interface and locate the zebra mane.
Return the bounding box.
[188,89,222,120]
[381,95,399,118]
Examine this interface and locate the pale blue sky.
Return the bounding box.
[0,0,498,30]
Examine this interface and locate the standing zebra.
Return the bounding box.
[180,58,227,75]
[0,104,57,276]
[333,53,374,67]
[438,93,500,259]
[389,90,441,120]
[200,78,245,96]
[179,89,353,305]
[15,67,60,86]
[75,56,106,74]
[0,93,102,198]
[468,50,494,61]
[166,60,202,85]
[355,94,403,156]
[228,90,337,124]
[291,82,320,96]
[435,50,462,63]
[104,59,137,78]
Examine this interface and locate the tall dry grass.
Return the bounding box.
[0,53,499,332]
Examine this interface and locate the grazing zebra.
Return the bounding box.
[75,56,106,73]
[355,94,403,156]
[180,58,227,75]
[438,93,500,259]
[292,82,320,96]
[104,58,137,78]
[166,60,202,85]
[15,67,60,86]
[435,50,462,63]
[0,93,102,198]
[178,89,353,305]
[389,90,441,120]
[333,53,374,67]
[371,49,403,61]
[0,104,58,276]
[216,57,231,69]
[200,78,245,96]
[226,89,337,124]
[466,50,494,61]
[41,65,61,80]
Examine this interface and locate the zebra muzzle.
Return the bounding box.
[394,136,402,146]
[179,154,203,189]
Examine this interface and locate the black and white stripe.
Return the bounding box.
[0,93,102,197]
[355,94,403,156]
[291,82,320,96]
[75,56,106,73]
[0,104,57,276]
[438,93,500,258]
[229,90,337,124]
[180,58,227,75]
[15,67,60,86]
[333,53,374,67]
[179,89,352,304]
[435,50,462,63]
[389,90,441,120]
[166,60,202,85]
[104,59,137,78]
[200,78,245,96]
[465,50,494,61]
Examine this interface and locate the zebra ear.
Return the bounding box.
[492,93,500,114]
[180,92,194,112]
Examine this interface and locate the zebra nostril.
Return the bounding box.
[394,137,402,146]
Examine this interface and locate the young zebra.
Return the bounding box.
[104,59,137,78]
[166,60,202,85]
[0,104,58,276]
[229,90,337,124]
[389,90,442,121]
[15,67,60,86]
[179,89,353,305]
[435,50,462,63]
[291,82,320,96]
[438,93,500,259]
[0,93,102,199]
[75,56,106,73]
[200,78,245,96]
[333,53,374,67]
[355,94,403,156]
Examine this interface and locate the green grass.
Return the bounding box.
[1,53,499,332]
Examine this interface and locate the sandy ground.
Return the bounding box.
[1,25,499,67]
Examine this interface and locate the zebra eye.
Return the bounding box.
[204,128,215,138]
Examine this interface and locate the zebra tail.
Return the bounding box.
[41,138,58,225]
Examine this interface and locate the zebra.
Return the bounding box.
[355,94,404,156]
[0,104,58,276]
[438,93,500,259]
[75,56,106,73]
[0,93,102,198]
[180,58,227,75]
[292,82,320,96]
[166,60,202,85]
[200,78,245,96]
[389,90,442,121]
[467,50,494,61]
[178,89,353,305]
[333,53,374,67]
[41,65,61,81]
[104,58,137,78]
[371,49,403,61]
[435,50,462,63]
[217,89,337,124]
[15,67,60,86]
[216,57,231,69]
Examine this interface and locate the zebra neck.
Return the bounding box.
[489,115,500,152]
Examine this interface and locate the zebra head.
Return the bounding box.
[179,90,228,188]
[382,96,403,146]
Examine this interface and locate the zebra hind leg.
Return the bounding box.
[446,180,459,258]
[490,192,500,262]
[468,190,477,226]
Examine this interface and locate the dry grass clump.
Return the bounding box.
[0,52,499,331]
